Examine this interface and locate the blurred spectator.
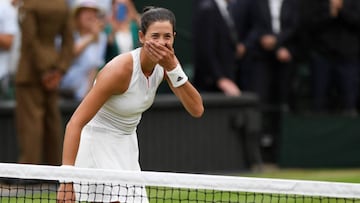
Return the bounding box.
[0,0,20,100]
[299,0,360,116]
[15,0,74,165]
[244,0,300,109]
[239,0,300,163]
[67,0,112,14]
[230,0,257,91]
[60,0,107,101]
[192,0,241,96]
[98,0,112,14]
[104,0,140,63]
[67,0,75,7]
[8,0,22,91]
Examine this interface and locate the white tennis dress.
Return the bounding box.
[74,48,164,202]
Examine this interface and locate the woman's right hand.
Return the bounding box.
[57,183,75,203]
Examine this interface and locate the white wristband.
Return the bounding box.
[166,64,188,88]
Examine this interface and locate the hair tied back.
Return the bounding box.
[142,6,156,13]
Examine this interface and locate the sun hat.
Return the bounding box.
[73,0,103,15]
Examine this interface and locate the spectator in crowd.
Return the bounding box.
[8,0,22,91]
[98,0,112,14]
[67,0,75,7]
[60,0,107,101]
[104,0,140,63]
[230,0,257,91]
[15,0,74,165]
[0,0,20,100]
[239,0,300,163]
[228,0,269,167]
[244,0,300,109]
[67,0,112,13]
[192,0,241,96]
[299,0,360,116]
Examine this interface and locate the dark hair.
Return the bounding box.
[140,6,176,34]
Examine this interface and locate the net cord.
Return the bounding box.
[0,163,360,199]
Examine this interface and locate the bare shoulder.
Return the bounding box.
[95,52,133,94]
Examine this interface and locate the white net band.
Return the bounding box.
[0,163,360,200]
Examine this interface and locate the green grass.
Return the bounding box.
[240,167,360,183]
[1,193,57,203]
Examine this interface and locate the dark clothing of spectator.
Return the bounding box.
[244,0,300,105]
[299,0,360,114]
[230,0,257,90]
[300,0,360,61]
[237,0,300,163]
[192,0,238,93]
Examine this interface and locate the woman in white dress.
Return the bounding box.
[57,6,204,203]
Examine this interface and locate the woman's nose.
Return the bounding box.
[158,38,169,46]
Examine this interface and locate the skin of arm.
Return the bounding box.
[167,76,204,118]
[61,53,133,166]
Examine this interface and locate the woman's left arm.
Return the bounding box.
[167,75,204,118]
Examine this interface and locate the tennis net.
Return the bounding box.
[0,163,360,202]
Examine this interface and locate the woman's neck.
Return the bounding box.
[140,48,156,77]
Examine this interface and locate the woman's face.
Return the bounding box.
[139,21,175,47]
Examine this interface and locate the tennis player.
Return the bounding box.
[57,5,204,203]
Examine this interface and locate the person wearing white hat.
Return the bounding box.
[60,0,107,101]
